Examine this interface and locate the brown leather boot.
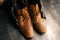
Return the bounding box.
[17,7,34,38]
[28,4,46,34]
[0,0,4,6]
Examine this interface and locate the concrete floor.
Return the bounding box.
[0,0,60,40]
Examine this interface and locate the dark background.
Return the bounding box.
[0,0,60,40]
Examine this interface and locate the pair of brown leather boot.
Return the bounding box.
[16,0,46,38]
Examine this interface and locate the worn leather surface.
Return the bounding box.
[0,0,60,40]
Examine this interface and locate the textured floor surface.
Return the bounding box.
[0,0,60,40]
